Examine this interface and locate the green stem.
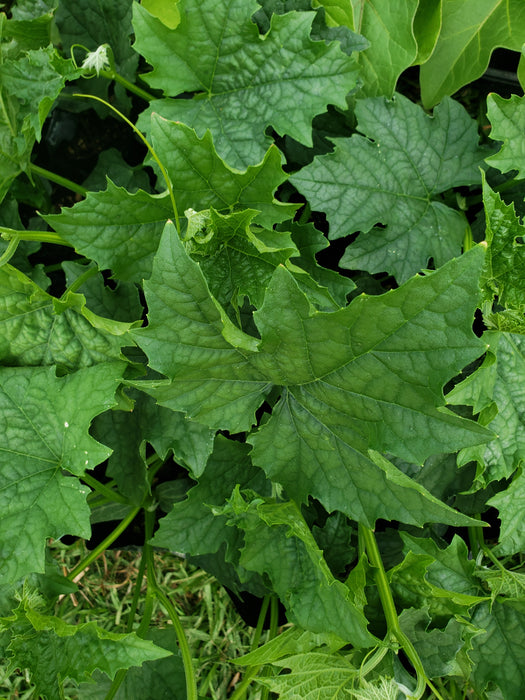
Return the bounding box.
[99,68,156,102]
[252,596,270,651]
[62,265,99,296]
[66,506,141,581]
[29,163,87,196]
[0,234,20,267]
[81,473,129,505]
[73,93,181,233]
[144,510,197,700]
[463,223,474,252]
[360,525,441,700]
[0,227,72,247]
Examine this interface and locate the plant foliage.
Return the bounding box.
[0,0,524,698]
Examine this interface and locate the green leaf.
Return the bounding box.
[224,493,376,646]
[147,116,298,228]
[469,599,525,700]
[132,0,358,168]
[55,0,138,82]
[488,468,525,556]
[2,596,171,699]
[420,0,525,107]
[0,46,79,202]
[448,332,525,487]
[292,94,486,282]
[256,650,359,698]
[140,0,181,29]
[0,264,134,370]
[135,223,490,525]
[476,566,525,600]
[412,0,442,65]
[487,93,525,179]
[153,435,270,557]
[398,607,465,679]
[43,182,174,282]
[75,628,186,699]
[480,178,525,311]
[331,0,420,98]
[92,390,214,504]
[0,363,125,586]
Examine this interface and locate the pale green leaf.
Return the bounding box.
[292,94,486,281]
[412,0,442,65]
[487,93,525,179]
[316,0,419,97]
[476,566,525,599]
[43,182,174,282]
[420,0,525,107]
[132,0,358,168]
[140,0,180,29]
[470,599,525,700]
[0,264,134,370]
[225,493,375,646]
[0,363,125,586]
[2,597,171,699]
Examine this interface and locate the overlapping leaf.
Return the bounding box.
[0,362,125,586]
[2,597,171,699]
[133,223,489,526]
[0,263,135,369]
[147,116,297,228]
[43,183,174,282]
[487,93,525,180]
[420,0,525,107]
[469,599,525,700]
[223,492,375,646]
[132,0,358,168]
[448,332,525,487]
[292,94,486,281]
[488,468,525,557]
[0,45,79,202]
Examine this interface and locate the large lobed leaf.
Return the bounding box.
[0,362,125,587]
[292,94,487,282]
[133,223,490,527]
[132,0,358,168]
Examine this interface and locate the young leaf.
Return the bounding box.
[2,597,171,699]
[292,94,486,281]
[420,1,525,107]
[0,264,135,370]
[224,493,376,646]
[132,0,358,168]
[43,183,174,282]
[0,362,125,586]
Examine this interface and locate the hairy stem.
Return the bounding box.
[99,68,156,102]
[0,227,72,246]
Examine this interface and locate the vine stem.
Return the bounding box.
[143,509,198,700]
[99,68,156,102]
[0,226,72,246]
[73,92,181,233]
[80,472,128,505]
[28,163,87,196]
[66,506,141,582]
[359,525,445,700]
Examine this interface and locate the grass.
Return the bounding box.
[0,540,271,700]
